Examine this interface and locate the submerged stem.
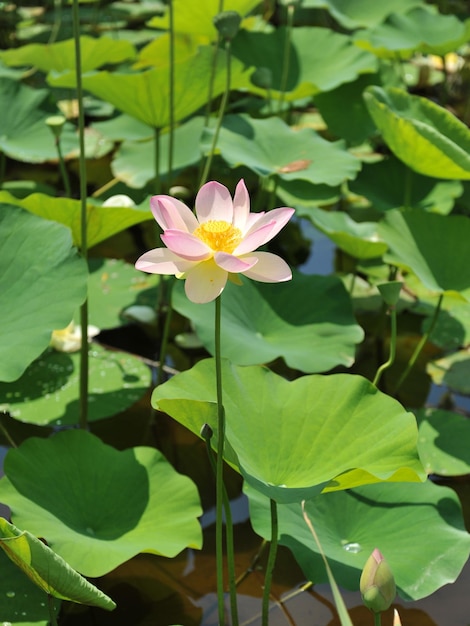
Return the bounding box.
[262,498,279,626]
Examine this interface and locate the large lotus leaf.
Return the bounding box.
[300,0,423,29]
[415,408,470,476]
[0,78,78,163]
[93,113,153,142]
[154,358,425,503]
[354,7,470,58]
[0,545,61,624]
[82,258,159,329]
[232,27,377,101]
[0,518,115,610]
[112,116,205,188]
[0,36,135,73]
[426,297,470,350]
[134,32,207,69]
[275,179,341,211]
[0,344,151,426]
[313,74,378,145]
[148,0,260,39]
[305,207,387,259]
[378,209,470,298]
[350,156,463,214]
[0,191,152,248]
[364,86,470,179]
[427,349,470,395]
[210,114,361,185]
[0,205,88,383]
[49,46,251,128]
[0,430,202,577]
[172,272,364,372]
[246,479,470,600]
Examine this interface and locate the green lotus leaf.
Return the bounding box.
[415,408,470,476]
[354,7,470,58]
[135,32,206,69]
[378,209,470,298]
[350,156,463,214]
[0,78,78,163]
[232,27,377,101]
[0,205,88,383]
[275,179,341,211]
[0,518,115,610]
[209,114,361,185]
[112,116,205,188]
[300,0,423,29]
[0,35,135,73]
[426,349,470,395]
[426,297,470,350]
[0,190,152,248]
[246,479,470,600]
[305,207,387,259]
[0,344,151,426]
[147,0,260,39]
[93,114,153,142]
[313,74,378,145]
[364,86,470,179]
[154,358,425,503]
[172,272,364,372]
[0,546,61,624]
[0,430,202,577]
[49,46,251,128]
[81,258,159,329]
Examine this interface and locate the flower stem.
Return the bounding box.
[374,612,382,626]
[202,424,239,626]
[262,498,279,626]
[278,3,295,117]
[215,294,226,626]
[72,0,89,430]
[154,126,161,195]
[393,293,444,395]
[167,0,175,188]
[199,38,232,187]
[55,135,72,198]
[156,277,174,387]
[48,594,58,626]
[373,305,397,388]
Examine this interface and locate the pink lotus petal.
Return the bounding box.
[195,181,233,223]
[214,251,258,273]
[232,179,250,231]
[161,230,212,261]
[135,247,196,275]
[185,259,228,303]
[232,221,278,256]
[150,196,199,232]
[244,207,295,240]
[241,252,292,283]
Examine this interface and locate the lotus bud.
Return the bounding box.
[213,10,242,40]
[360,548,396,614]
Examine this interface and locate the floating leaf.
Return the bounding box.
[0,205,88,383]
[0,518,115,610]
[154,358,425,503]
[378,209,470,298]
[354,7,470,58]
[301,0,423,29]
[350,156,463,214]
[427,349,470,394]
[305,207,387,259]
[276,179,341,212]
[0,547,60,624]
[233,27,377,101]
[0,191,152,248]
[0,344,151,426]
[172,272,364,372]
[246,479,470,600]
[210,114,361,185]
[0,35,135,73]
[364,86,470,179]
[93,113,153,142]
[415,408,470,476]
[112,116,205,188]
[0,430,202,577]
[0,78,78,163]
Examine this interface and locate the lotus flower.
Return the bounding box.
[135,180,294,303]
